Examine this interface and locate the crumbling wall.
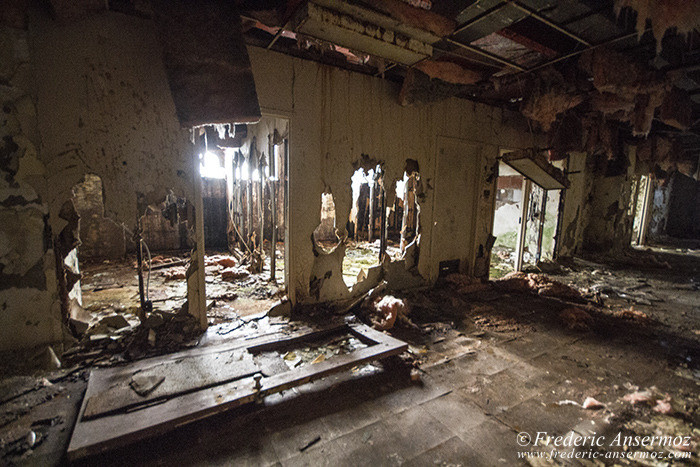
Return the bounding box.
[72,174,127,259]
[0,23,63,351]
[30,11,194,231]
[581,146,638,252]
[648,178,670,241]
[248,46,539,304]
[557,152,594,256]
[1,9,200,351]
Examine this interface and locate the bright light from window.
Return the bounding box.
[200,151,226,179]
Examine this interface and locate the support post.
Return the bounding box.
[189,138,208,330]
[368,178,375,243]
[258,147,265,255]
[246,141,254,249]
[638,175,654,246]
[269,134,277,282]
[515,178,531,272]
[379,183,387,260]
[400,175,410,251]
[535,191,547,263]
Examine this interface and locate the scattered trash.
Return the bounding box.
[311,354,326,364]
[623,388,655,405]
[497,272,583,301]
[556,400,580,406]
[25,430,36,448]
[99,314,131,330]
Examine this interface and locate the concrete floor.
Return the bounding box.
[1,246,698,466]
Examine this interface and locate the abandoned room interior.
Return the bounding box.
[1,0,700,464]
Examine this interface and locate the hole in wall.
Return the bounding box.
[71,174,193,334]
[344,160,422,289]
[313,192,340,253]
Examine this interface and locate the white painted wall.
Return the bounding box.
[248,46,541,303]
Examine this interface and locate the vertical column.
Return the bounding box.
[188,139,207,330]
[515,178,531,272]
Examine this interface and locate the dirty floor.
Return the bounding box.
[1,247,698,466]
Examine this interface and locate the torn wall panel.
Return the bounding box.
[247,46,543,304]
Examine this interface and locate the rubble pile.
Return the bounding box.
[496,271,583,301]
[443,273,491,294]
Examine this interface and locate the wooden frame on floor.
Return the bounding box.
[67,323,407,461]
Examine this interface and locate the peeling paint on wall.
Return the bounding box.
[248,46,541,304]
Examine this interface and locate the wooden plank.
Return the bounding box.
[67,324,406,461]
[78,324,347,417]
[82,349,258,420]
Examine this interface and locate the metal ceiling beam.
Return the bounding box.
[507,0,591,47]
[510,29,647,77]
[452,2,510,37]
[267,0,309,50]
[445,37,527,71]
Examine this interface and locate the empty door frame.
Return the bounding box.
[636,174,654,246]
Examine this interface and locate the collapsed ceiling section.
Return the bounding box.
[44,0,700,176]
[237,0,700,177]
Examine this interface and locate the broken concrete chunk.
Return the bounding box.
[99,314,130,330]
[130,374,165,397]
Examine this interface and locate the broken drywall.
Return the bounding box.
[557,152,594,256]
[648,178,670,240]
[0,23,63,351]
[1,8,210,351]
[29,11,194,232]
[247,46,542,304]
[581,146,638,251]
